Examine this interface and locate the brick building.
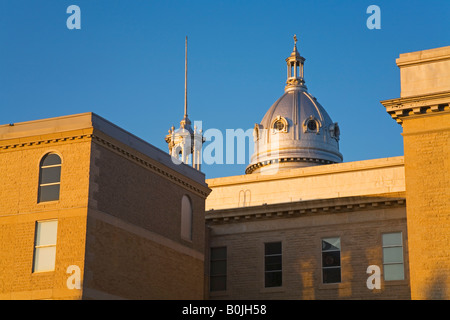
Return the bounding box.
[0,44,449,300]
[0,113,210,299]
[204,44,450,300]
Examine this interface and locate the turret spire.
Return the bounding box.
[165,36,204,171]
[184,36,188,119]
[180,36,191,130]
[285,34,307,92]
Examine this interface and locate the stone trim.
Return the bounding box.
[0,133,92,150]
[245,157,337,174]
[206,194,406,224]
[380,90,450,124]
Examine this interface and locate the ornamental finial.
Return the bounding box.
[294,34,297,46]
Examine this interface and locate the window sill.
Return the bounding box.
[259,286,285,294]
[32,270,55,274]
[208,290,229,298]
[37,200,60,205]
[318,282,350,290]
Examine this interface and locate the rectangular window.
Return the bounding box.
[33,220,58,272]
[210,247,227,292]
[264,242,282,288]
[322,237,341,283]
[382,232,404,281]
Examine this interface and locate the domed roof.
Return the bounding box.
[246,37,343,174]
[260,89,333,132]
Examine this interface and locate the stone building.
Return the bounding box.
[205,43,450,300]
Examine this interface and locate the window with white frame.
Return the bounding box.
[33,220,58,272]
[382,232,404,281]
[38,153,62,202]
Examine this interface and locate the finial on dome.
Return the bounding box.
[294,34,297,46]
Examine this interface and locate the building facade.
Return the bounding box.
[205,44,450,300]
[1,42,449,300]
[0,113,210,299]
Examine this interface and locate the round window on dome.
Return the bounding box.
[275,120,285,131]
[307,120,317,131]
[272,116,288,133]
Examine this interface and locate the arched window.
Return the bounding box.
[38,153,62,203]
[181,195,193,241]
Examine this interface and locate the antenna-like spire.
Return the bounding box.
[184,36,188,118]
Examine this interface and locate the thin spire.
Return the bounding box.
[184,36,188,118]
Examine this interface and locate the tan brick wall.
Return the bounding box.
[83,214,204,299]
[207,207,410,300]
[82,138,206,299]
[402,113,450,299]
[0,137,91,299]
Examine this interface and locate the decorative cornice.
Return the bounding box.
[380,90,450,124]
[245,157,336,174]
[206,194,406,224]
[0,133,92,150]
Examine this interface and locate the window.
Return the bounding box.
[181,195,193,241]
[38,153,62,202]
[322,237,341,283]
[382,232,404,281]
[33,220,58,272]
[210,247,227,291]
[264,242,282,287]
[274,120,285,132]
[271,116,288,133]
[307,120,317,131]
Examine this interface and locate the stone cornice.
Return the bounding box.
[380,90,450,124]
[205,193,406,224]
[245,157,336,174]
[0,129,93,150]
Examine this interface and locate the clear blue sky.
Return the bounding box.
[1,1,449,179]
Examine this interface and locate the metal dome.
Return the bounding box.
[246,37,343,174]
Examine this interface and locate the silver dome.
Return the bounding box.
[246,38,342,174]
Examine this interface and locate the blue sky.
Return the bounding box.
[1,1,449,179]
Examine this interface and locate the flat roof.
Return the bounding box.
[0,112,206,185]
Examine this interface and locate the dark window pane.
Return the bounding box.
[211,260,226,275]
[210,276,226,291]
[41,154,61,166]
[265,271,282,287]
[323,267,341,284]
[210,247,227,292]
[38,184,60,202]
[211,247,227,260]
[265,255,282,271]
[322,251,341,268]
[39,166,61,185]
[265,242,281,255]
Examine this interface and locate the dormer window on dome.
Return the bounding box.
[272,116,288,133]
[303,116,320,134]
